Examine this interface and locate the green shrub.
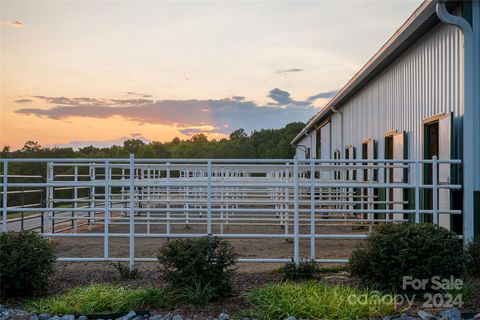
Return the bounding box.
[465,239,480,276]
[110,262,141,280]
[281,259,317,280]
[349,223,467,292]
[179,280,216,306]
[157,236,237,298]
[0,230,55,299]
[244,281,395,320]
[25,284,174,314]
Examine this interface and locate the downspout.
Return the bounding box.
[330,105,344,154]
[436,1,475,244]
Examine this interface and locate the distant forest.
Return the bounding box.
[1,122,305,160]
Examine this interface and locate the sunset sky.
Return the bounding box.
[1,0,421,150]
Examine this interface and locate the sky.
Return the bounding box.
[0,0,421,150]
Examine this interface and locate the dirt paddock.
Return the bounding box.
[50,213,367,272]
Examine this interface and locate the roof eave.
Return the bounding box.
[291,0,447,146]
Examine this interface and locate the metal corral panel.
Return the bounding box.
[322,22,464,182]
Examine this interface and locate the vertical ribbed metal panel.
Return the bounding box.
[321,22,464,183]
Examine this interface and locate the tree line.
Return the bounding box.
[1,122,304,160]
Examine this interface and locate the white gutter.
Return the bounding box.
[436,1,475,244]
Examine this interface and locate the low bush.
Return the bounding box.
[244,281,395,320]
[465,239,480,277]
[0,230,56,300]
[281,259,317,280]
[25,284,174,314]
[179,281,216,306]
[110,262,141,280]
[157,236,237,299]
[349,223,467,292]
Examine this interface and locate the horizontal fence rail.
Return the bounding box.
[1,155,462,267]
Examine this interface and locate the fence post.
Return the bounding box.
[293,156,300,265]
[2,160,8,232]
[73,166,78,231]
[415,160,420,223]
[47,162,54,233]
[207,160,212,235]
[129,154,135,270]
[166,162,171,235]
[89,165,96,226]
[20,187,24,231]
[284,164,289,235]
[104,160,110,260]
[310,158,316,260]
[432,156,438,225]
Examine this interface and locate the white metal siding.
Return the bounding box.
[321,22,464,182]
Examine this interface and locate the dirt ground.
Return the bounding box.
[50,216,366,272]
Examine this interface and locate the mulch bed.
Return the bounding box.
[47,262,480,319]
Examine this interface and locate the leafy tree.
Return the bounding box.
[22,141,42,153]
[123,139,146,154]
[229,128,247,141]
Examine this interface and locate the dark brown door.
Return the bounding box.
[424,121,439,223]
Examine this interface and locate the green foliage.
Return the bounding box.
[465,238,480,276]
[1,123,304,209]
[25,284,173,314]
[157,236,237,299]
[0,230,55,300]
[110,262,141,280]
[349,223,467,293]
[179,280,216,306]
[281,259,317,280]
[244,281,395,320]
[1,122,304,160]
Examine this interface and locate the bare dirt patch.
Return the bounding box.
[50,217,366,272]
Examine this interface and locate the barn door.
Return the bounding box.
[392,132,406,221]
[438,113,452,229]
[345,145,356,213]
[320,122,331,180]
[362,139,376,221]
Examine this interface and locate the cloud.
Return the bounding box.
[48,133,151,149]
[179,125,218,136]
[6,21,26,28]
[16,90,319,135]
[267,88,311,107]
[31,95,153,106]
[268,88,292,105]
[123,91,153,98]
[14,99,33,104]
[307,90,338,102]
[277,68,303,74]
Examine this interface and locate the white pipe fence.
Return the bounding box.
[0,155,462,267]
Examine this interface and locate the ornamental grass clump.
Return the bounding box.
[25,284,174,314]
[245,281,395,320]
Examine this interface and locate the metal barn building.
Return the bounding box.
[292,0,480,242]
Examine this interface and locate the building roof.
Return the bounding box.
[291,0,460,145]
